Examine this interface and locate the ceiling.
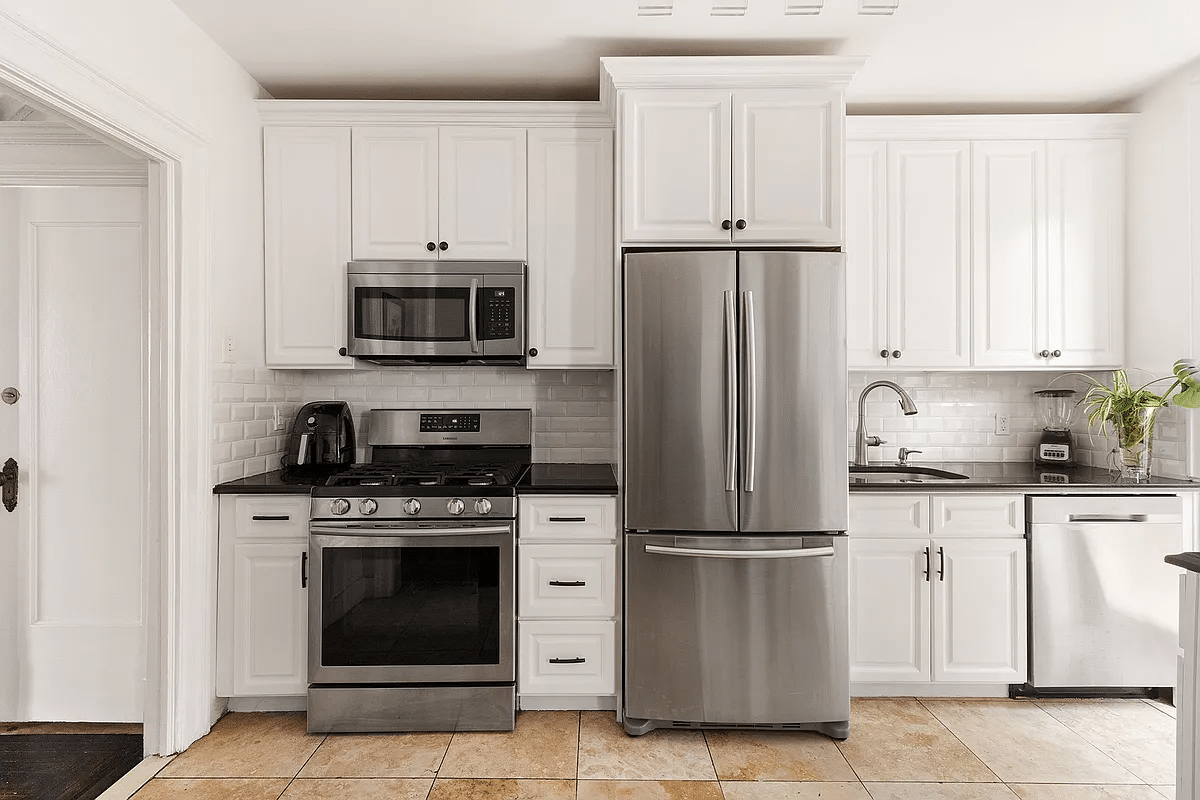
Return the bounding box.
[168,0,1200,111]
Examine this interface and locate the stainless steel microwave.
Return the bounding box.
[346,261,526,365]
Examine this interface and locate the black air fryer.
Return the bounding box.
[280,401,356,481]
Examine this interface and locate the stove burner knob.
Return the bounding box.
[359,499,378,516]
[474,498,492,515]
[330,498,351,516]
[403,498,421,516]
[447,498,466,516]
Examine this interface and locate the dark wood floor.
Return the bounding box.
[0,733,142,800]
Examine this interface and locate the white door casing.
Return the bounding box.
[0,190,17,718]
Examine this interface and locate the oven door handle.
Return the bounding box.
[468,278,481,354]
[310,523,513,537]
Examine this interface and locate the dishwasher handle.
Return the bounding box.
[1068,513,1149,523]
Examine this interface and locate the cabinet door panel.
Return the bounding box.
[264,127,353,368]
[733,89,841,244]
[845,141,890,369]
[1047,139,1124,368]
[622,90,731,242]
[351,127,439,260]
[849,493,928,536]
[527,128,614,368]
[849,538,931,683]
[972,141,1047,367]
[232,543,307,696]
[932,538,1027,683]
[439,127,527,260]
[887,141,971,368]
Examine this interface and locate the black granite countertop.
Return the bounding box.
[1167,553,1200,573]
[212,469,326,494]
[849,461,1200,492]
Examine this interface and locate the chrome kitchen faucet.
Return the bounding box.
[854,380,919,466]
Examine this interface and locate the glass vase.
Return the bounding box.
[1112,406,1160,481]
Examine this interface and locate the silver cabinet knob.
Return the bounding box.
[359,499,378,516]
[474,498,492,515]
[402,498,421,516]
[1039,349,1051,358]
[447,498,465,516]
[330,498,350,516]
[1052,349,1062,358]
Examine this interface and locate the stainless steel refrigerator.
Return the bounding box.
[623,250,849,739]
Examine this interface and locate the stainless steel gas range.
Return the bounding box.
[306,408,530,733]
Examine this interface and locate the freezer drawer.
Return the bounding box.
[624,533,849,736]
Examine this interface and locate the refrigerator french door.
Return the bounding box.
[623,250,849,738]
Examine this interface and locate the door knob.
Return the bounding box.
[1,387,18,405]
[1,458,17,512]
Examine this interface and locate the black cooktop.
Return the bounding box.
[324,461,528,489]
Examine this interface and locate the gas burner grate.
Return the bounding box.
[325,461,527,488]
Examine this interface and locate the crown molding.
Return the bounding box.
[0,121,103,145]
[257,100,612,127]
[846,113,1136,140]
[0,163,148,186]
[600,56,868,90]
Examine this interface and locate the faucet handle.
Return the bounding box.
[866,436,886,447]
[897,447,923,465]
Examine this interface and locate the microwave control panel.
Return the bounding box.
[481,287,516,340]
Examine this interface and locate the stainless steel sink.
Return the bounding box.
[849,465,971,483]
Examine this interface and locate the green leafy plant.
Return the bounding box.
[1070,360,1200,451]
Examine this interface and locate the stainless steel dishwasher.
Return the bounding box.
[1028,494,1184,690]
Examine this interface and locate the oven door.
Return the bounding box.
[308,522,515,685]
[347,272,524,361]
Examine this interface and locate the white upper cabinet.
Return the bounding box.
[845,141,890,368]
[527,128,615,368]
[622,88,841,245]
[351,126,526,261]
[264,126,354,369]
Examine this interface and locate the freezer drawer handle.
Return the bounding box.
[548,580,586,587]
[252,514,291,521]
[644,544,835,560]
[1067,513,1149,523]
[548,657,586,664]
[548,516,587,523]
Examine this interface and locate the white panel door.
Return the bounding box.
[264,127,353,368]
[932,537,1027,683]
[1046,139,1124,369]
[733,89,841,244]
[848,538,931,683]
[1,187,146,721]
[232,542,308,696]
[622,90,732,242]
[439,127,526,260]
[972,141,1047,368]
[351,127,439,259]
[527,128,614,368]
[887,141,971,368]
[845,141,890,369]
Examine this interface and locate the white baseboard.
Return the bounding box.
[225,696,307,712]
[852,683,1013,698]
[518,694,617,711]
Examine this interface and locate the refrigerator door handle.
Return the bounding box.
[724,290,737,492]
[645,544,835,560]
[742,290,757,493]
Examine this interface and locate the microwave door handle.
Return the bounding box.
[468,278,480,354]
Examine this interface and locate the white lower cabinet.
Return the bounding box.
[517,495,617,708]
[849,493,1027,688]
[217,495,310,698]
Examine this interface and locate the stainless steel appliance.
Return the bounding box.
[280,401,356,481]
[346,261,526,365]
[623,250,849,738]
[306,409,530,733]
[1028,494,1183,691]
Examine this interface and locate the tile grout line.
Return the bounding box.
[914,697,1008,788]
[576,711,582,799]
[1028,698,1162,787]
[272,728,328,800]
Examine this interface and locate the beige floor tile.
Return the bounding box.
[1033,700,1176,785]
[1144,699,1177,719]
[438,711,579,779]
[577,780,724,799]
[280,778,433,799]
[1008,786,1169,799]
[863,783,1020,800]
[720,781,871,799]
[131,778,290,799]
[577,712,715,781]
[427,778,576,799]
[1154,786,1176,799]
[705,731,856,782]
[157,712,323,779]
[297,732,450,778]
[835,698,998,782]
[921,699,1140,784]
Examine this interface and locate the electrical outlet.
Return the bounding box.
[995,412,1010,435]
[273,404,286,431]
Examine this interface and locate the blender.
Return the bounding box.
[1033,388,1077,467]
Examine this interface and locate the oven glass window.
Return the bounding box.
[354,287,470,342]
[321,546,501,666]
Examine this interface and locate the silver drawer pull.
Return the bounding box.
[548,580,586,587]
[548,516,587,523]
[1068,514,1149,523]
[645,544,835,560]
[549,657,586,664]
[252,514,291,521]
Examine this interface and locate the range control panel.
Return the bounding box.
[420,413,481,433]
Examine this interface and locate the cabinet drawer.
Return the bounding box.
[519,544,615,618]
[519,496,616,541]
[232,496,310,540]
[849,494,928,536]
[518,620,615,696]
[931,494,1023,537]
